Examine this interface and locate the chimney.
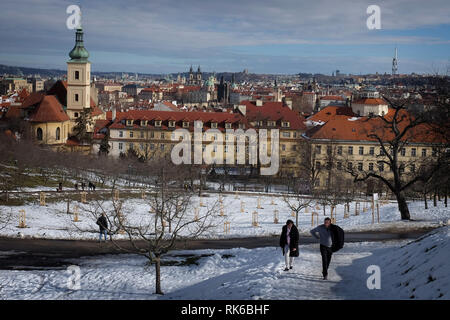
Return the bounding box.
[112,107,117,121]
[256,99,263,107]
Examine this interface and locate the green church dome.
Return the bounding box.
[69,28,89,62]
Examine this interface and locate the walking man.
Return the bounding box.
[96,213,108,242]
[279,219,299,271]
[310,217,333,280]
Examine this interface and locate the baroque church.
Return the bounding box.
[5,27,104,152]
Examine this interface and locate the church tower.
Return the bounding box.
[67,27,91,126]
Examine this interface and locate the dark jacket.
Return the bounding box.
[330,224,345,252]
[279,224,299,257]
[96,216,108,232]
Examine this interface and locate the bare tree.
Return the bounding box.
[346,98,448,220]
[82,161,218,295]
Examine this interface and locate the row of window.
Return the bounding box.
[316,161,418,173]
[36,127,61,141]
[116,142,271,154]
[315,145,437,157]
[117,130,298,141]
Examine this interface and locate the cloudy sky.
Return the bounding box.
[1,0,450,75]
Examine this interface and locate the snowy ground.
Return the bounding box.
[1,226,448,300]
[1,192,449,240]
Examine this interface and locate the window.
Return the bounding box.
[168,121,175,128]
[358,162,363,171]
[410,164,415,173]
[411,148,416,157]
[337,162,342,170]
[130,131,134,138]
[74,112,79,118]
[359,146,364,155]
[118,143,123,150]
[347,162,353,171]
[281,144,286,151]
[422,149,427,157]
[55,127,60,140]
[211,122,218,129]
[399,164,405,174]
[315,146,321,154]
[140,131,144,138]
[292,145,297,151]
[36,128,43,141]
[369,163,374,171]
[155,120,161,127]
[282,132,290,138]
[379,148,385,156]
[75,94,79,102]
[119,131,123,138]
[238,123,245,129]
[432,148,438,157]
[161,132,165,139]
[150,144,154,150]
[268,121,276,127]
[369,147,375,155]
[316,161,321,170]
[401,148,406,156]
[327,146,332,155]
[378,162,384,172]
[160,144,165,151]
[282,121,290,128]
[348,146,353,155]
[150,131,155,138]
[75,71,79,80]
[225,123,232,129]
[183,121,189,128]
[337,146,342,155]
[126,120,133,126]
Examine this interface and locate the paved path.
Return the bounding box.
[0,228,433,270]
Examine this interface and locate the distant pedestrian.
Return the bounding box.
[74,183,78,190]
[279,219,299,271]
[88,182,96,191]
[311,217,344,280]
[58,182,63,192]
[81,182,86,191]
[96,213,108,242]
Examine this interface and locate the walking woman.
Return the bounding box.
[279,219,299,271]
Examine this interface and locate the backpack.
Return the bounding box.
[330,224,345,252]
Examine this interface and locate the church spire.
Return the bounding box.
[69,28,89,62]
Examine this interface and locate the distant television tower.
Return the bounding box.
[392,48,398,76]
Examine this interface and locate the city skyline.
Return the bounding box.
[1,0,450,75]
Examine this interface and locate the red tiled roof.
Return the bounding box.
[353,98,387,105]
[29,95,69,122]
[240,100,307,131]
[306,109,444,144]
[307,106,357,123]
[20,92,45,109]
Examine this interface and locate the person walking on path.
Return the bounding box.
[96,213,109,242]
[310,217,334,280]
[279,219,299,271]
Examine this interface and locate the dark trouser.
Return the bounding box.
[320,245,333,277]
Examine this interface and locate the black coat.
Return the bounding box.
[97,216,108,231]
[279,225,299,257]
